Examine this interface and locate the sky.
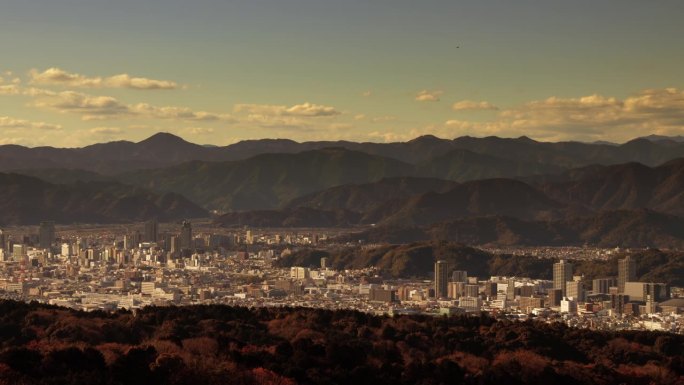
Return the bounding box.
[1,0,684,147]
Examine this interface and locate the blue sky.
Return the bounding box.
[1,0,684,146]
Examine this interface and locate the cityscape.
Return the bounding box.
[2,0,684,383]
[2,219,681,335]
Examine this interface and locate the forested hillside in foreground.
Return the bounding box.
[0,301,681,385]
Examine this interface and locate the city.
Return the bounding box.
[1,219,681,335]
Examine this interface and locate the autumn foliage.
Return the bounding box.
[0,300,681,384]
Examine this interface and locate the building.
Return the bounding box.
[448,282,466,299]
[39,221,55,250]
[560,297,578,314]
[290,267,310,280]
[624,282,669,302]
[12,244,27,262]
[458,297,482,311]
[320,257,328,269]
[520,296,544,313]
[548,288,563,307]
[451,270,467,283]
[464,284,479,298]
[144,219,158,243]
[434,260,449,299]
[618,255,636,293]
[180,221,193,251]
[369,287,396,302]
[592,277,617,295]
[553,259,573,297]
[566,280,585,302]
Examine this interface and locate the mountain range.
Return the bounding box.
[5,132,684,248]
[7,132,684,175]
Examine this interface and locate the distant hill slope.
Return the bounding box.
[284,177,459,212]
[344,209,684,249]
[276,240,684,285]
[119,148,414,211]
[539,158,684,215]
[0,173,207,225]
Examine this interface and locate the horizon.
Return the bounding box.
[0,130,676,149]
[2,1,684,147]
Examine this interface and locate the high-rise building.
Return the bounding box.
[623,282,669,302]
[553,259,573,297]
[0,229,5,253]
[618,255,636,293]
[39,221,55,250]
[180,221,192,251]
[144,219,158,243]
[434,260,449,299]
[566,280,585,302]
[451,270,468,283]
[12,244,27,262]
[548,288,563,307]
[592,277,617,295]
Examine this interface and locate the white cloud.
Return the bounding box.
[437,88,684,142]
[130,103,236,122]
[90,127,123,135]
[361,90,372,97]
[0,84,21,95]
[0,116,62,130]
[29,67,178,90]
[415,90,443,102]
[185,127,215,135]
[23,88,234,122]
[452,100,499,111]
[234,102,340,117]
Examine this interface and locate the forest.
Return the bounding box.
[0,300,681,385]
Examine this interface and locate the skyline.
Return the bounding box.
[2,0,684,147]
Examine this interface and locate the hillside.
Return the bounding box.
[119,148,414,211]
[0,173,207,225]
[0,301,681,385]
[540,159,684,215]
[278,241,684,285]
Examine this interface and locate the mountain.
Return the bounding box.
[0,173,207,225]
[119,148,414,211]
[285,177,459,213]
[7,132,684,176]
[640,134,684,143]
[417,148,564,181]
[215,207,361,228]
[376,179,563,226]
[354,209,684,249]
[539,158,684,215]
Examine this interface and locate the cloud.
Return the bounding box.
[23,88,235,122]
[29,67,178,90]
[452,100,499,111]
[415,90,443,102]
[0,85,21,95]
[185,127,215,135]
[361,90,372,97]
[32,90,129,118]
[234,102,340,117]
[90,127,123,135]
[370,115,396,123]
[436,88,684,142]
[130,103,236,122]
[0,116,62,130]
